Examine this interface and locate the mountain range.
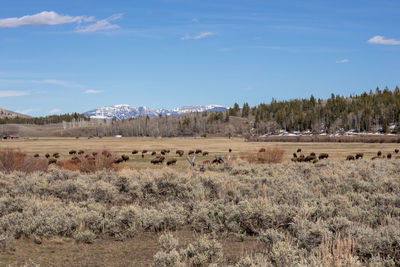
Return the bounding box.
[0,108,30,119]
[84,104,227,120]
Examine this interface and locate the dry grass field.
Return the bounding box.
[1,137,400,170]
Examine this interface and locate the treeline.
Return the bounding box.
[231,86,400,134]
[0,113,89,125]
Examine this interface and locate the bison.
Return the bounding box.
[176,150,184,157]
[346,155,355,161]
[304,155,317,162]
[48,158,57,165]
[212,157,224,165]
[69,150,77,155]
[188,150,194,155]
[78,150,85,155]
[377,151,382,157]
[297,148,302,153]
[387,153,392,159]
[132,150,138,155]
[229,148,232,153]
[293,153,297,158]
[151,151,157,156]
[371,156,381,160]
[92,152,98,157]
[151,156,165,164]
[33,154,40,158]
[121,154,130,162]
[355,153,364,160]
[166,158,177,166]
[53,153,60,158]
[202,151,209,156]
[114,158,124,164]
[310,152,316,157]
[394,148,399,154]
[195,149,202,154]
[318,153,329,160]
[259,148,266,153]
[45,153,50,159]
[142,150,148,154]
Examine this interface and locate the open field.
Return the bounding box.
[1,137,400,169]
[0,161,399,266]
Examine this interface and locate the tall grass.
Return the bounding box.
[0,148,47,173]
[239,146,284,164]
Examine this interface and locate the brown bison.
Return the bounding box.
[151,156,165,164]
[166,158,177,166]
[318,153,329,160]
[132,150,138,155]
[297,148,302,153]
[371,156,381,160]
[195,149,202,154]
[69,150,77,155]
[33,153,40,158]
[142,150,148,154]
[293,153,297,158]
[212,157,224,165]
[395,149,399,154]
[202,151,209,156]
[259,148,266,153]
[304,155,317,162]
[176,150,184,157]
[92,152,98,157]
[45,153,50,159]
[78,150,85,155]
[114,158,124,164]
[387,153,392,159]
[310,152,316,157]
[229,148,232,153]
[312,159,319,164]
[151,151,157,156]
[346,155,355,161]
[121,154,130,162]
[48,158,57,165]
[355,153,364,160]
[188,150,194,155]
[377,151,382,157]
[53,153,60,158]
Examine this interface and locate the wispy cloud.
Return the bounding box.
[0,90,29,97]
[368,35,400,45]
[75,14,122,33]
[48,108,61,115]
[43,79,84,88]
[85,89,103,94]
[191,18,199,23]
[181,32,215,40]
[336,59,349,64]
[0,11,93,28]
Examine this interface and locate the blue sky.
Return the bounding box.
[0,0,399,116]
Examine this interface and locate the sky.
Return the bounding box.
[0,0,399,116]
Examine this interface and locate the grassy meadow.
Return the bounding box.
[1,137,400,170]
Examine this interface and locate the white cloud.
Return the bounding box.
[194,32,215,39]
[43,79,84,88]
[85,89,103,94]
[192,18,199,23]
[181,32,215,40]
[368,35,400,45]
[48,108,61,115]
[336,59,349,64]
[0,90,29,97]
[0,11,93,28]
[75,14,122,33]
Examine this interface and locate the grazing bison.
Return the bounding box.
[176,150,184,157]
[310,152,316,157]
[203,160,211,165]
[355,153,364,160]
[395,149,399,154]
[297,148,302,153]
[195,149,202,154]
[142,150,148,154]
[92,152,98,157]
[78,150,85,155]
[45,153,50,159]
[387,153,392,159]
[229,148,232,153]
[371,156,381,160]
[202,151,209,156]
[297,154,305,162]
[114,158,124,164]
[312,159,319,164]
[318,153,329,160]
[188,150,194,155]
[212,157,224,165]
[132,150,138,155]
[259,148,266,153]
[293,153,297,158]
[48,158,57,165]
[33,154,39,158]
[69,150,77,155]
[304,155,317,162]
[161,149,167,155]
[151,151,157,156]
[377,151,382,157]
[346,155,355,161]
[53,153,60,158]
[121,154,130,161]
[151,156,165,164]
[166,158,177,166]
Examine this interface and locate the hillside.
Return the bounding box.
[0,108,30,119]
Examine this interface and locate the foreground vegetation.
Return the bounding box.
[0,160,399,266]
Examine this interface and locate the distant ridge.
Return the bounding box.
[0,108,30,119]
[84,104,227,120]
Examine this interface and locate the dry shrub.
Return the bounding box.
[0,148,47,173]
[240,146,284,164]
[58,151,119,173]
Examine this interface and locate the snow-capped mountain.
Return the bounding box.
[84,104,227,120]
